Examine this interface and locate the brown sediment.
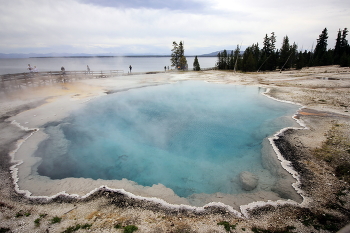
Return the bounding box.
[296,108,350,118]
[0,67,349,232]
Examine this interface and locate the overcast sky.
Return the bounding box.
[0,0,349,55]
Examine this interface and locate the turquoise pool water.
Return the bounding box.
[35,81,299,197]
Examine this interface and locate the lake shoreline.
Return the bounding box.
[1,67,350,232]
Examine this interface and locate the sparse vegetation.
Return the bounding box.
[62,224,81,233]
[50,216,62,224]
[81,223,92,229]
[34,213,47,227]
[114,223,138,233]
[34,218,41,227]
[217,221,237,232]
[61,223,91,233]
[15,211,23,218]
[312,123,350,182]
[15,210,30,218]
[123,225,138,233]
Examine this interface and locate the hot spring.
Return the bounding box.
[33,81,300,204]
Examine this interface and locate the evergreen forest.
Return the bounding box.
[216,28,350,72]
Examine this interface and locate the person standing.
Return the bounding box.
[27,64,32,72]
[129,65,132,73]
[87,65,90,74]
[164,66,166,72]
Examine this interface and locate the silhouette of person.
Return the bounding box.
[61,66,65,75]
[87,65,90,73]
[27,64,32,72]
[129,65,132,73]
[164,66,166,71]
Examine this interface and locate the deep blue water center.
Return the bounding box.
[36,81,299,197]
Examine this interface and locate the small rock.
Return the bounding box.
[239,171,259,191]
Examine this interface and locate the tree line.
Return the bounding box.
[216,28,350,72]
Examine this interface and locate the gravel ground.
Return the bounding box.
[1,66,350,232]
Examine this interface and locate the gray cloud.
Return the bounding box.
[80,0,210,11]
[0,0,349,55]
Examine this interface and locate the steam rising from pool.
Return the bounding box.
[35,81,299,197]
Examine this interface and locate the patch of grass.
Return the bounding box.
[217,221,236,232]
[34,213,47,227]
[115,223,138,233]
[81,223,92,229]
[62,223,92,233]
[124,225,138,233]
[34,218,41,227]
[114,223,123,229]
[62,224,81,233]
[15,211,24,218]
[15,210,30,217]
[50,216,62,224]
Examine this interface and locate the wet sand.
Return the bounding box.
[1,67,350,232]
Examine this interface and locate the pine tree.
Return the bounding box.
[289,42,298,69]
[229,50,234,70]
[170,41,179,68]
[334,29,342,64]
[268,32,277,71]
[170,41,187,70]
[340,28,349,53]
[279,36,291,70]
[340,28,350,67]
[242,46,257,72]
[260,32,277,71]
[193,56,201,71]
[216,52,221,69]
[314,28,329,66]
[233,45,241,71]
[221,50,228,69]
[179,55,188,70]
[262,34,271,55]
[296,51,305,69]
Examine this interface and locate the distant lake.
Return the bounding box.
[0,56,217,75]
